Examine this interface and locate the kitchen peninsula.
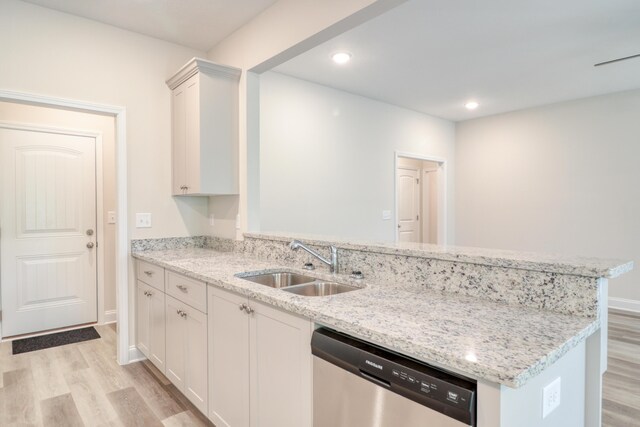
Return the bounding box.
[132,233,632,427]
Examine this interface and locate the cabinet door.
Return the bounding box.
[165,295,186,390]
[183,302,208,415]
[184,75,201,194]
[208,287,250,427]
[147,286,166,374]
[136,281,151,359]
[172,82,187,195]
[249,301,313,427]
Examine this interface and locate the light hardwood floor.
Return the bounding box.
[0,312,638,426]
[0,323,213,426]
[603,310,640,427]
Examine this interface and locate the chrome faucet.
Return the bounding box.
[289,240,339,274]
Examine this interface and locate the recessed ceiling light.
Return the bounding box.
[465,101,479,110]
[332,52,352,65]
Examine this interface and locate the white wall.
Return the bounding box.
[259,71,455,241]
[0,0,210,348]
[206,0,405,239]
[456,89,640,304]
[0,0,210,241]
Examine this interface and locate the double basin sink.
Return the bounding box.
[237,271,360,297]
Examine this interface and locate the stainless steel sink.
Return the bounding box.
[282,282,360,297]
[239,271,316,288]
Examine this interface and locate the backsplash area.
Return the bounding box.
[130,233,627,318]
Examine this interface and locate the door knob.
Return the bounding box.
[86,242,95,249]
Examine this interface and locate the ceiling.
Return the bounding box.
[274,0,640,121]
[21,0,278,51]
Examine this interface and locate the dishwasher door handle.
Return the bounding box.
[359,369,391,388]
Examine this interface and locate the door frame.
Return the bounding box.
[0,121,104,335]
[394,151,447,245]
[0,90,130,365]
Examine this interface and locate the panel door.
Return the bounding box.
[165,295,186,390]
[0,126,97,337]
[250,301,313,427]
[397,166,421,243]
[208,287,250,427]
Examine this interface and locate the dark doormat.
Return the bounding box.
[12,326,101,355]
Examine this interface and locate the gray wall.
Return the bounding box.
[258,71,456,241]
[455,89,640,304]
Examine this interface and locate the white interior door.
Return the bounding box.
[0,126,97,337]
[397,166,421,243]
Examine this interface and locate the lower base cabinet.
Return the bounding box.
[166,294,208,415]
[136,280,166,373]
[208,287,313,427]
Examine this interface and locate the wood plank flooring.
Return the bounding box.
[0,324,212,426]
[0,312,638,426]
[603,310,640,427]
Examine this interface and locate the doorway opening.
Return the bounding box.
[395,152,447,244]
[0,90,129,365]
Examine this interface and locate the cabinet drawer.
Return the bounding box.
[166,271,207,313]
[137,260,165,292]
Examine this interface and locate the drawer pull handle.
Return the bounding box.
[144,291,153,297]
[239,303,246,311]
[177,285,188,292]
[144,271,153,276]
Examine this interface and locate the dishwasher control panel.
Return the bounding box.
[312,328,477,426]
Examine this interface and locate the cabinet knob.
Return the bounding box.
[243,305,255,315]
[177,285,188,292]
[239,303,247,311]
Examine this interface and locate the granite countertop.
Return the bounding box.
[246,232,633,278]
[132,248,600,388]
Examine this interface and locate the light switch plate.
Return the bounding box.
[542,377,561,418]
[209,214,215,226]
[135,213,152,228]
[107,211,116,224]
[382,210,392,220]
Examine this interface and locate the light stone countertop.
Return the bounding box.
[132,248,600,388]
[246,232,633,278]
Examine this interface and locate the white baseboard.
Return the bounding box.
[103,309,117,324]
[609,297,640,314]
[128,345,146,363]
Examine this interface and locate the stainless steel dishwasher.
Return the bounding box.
[312,328,476,427]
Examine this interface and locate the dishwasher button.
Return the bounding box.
[420,382,431,394]
[392,369,400,377]
[408,376,416,384]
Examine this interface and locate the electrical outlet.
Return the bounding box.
[135,213,152,228]
[542,377,561,418]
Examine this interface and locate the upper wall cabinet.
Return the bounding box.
[166,58,241,196]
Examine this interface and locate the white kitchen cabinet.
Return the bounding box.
[208,286,250,427]
[166,57,241,196]
[136,280,166,374]
[165,294,208,415]
[207,286,313,427]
